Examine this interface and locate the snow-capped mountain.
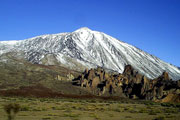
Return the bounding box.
[0,27,180,80]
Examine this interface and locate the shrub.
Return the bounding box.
[4,103,21,120]
[154,116,165,120]
[148,110,157,115]
[20,105,30,111]
[161,103,175,107]
[113,108,122,112]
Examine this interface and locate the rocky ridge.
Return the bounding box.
[0,27,180,80]
[74,65,180,101]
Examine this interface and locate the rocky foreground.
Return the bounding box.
[73,65,180,102]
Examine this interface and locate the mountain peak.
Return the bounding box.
[1,28,180,80]
[74,27,92,32]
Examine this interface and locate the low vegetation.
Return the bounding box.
[3,103,20,120]
[0,97,180,120]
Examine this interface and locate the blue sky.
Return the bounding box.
[0,0,180,66]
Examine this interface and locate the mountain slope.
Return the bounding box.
[0,27,180,80]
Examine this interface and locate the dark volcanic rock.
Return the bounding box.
[74,65,180,102]
[74,67,125,97]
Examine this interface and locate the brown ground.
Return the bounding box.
[0,84,126,101]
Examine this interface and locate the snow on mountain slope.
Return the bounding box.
[0,40,19,54]
[0,27,180,80]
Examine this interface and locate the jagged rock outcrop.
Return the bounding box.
[74,67,124,97]
[145,71,180,101]
[74,65,180,102]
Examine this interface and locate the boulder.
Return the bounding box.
[123,65,134,75]
[142,76,150,91]
[156,86,164,99]
[104,72,110,80]
[162,71,170,80]
[99,71,104,81]
[67,73,74,81]
[91,77,100,88]
[87,69,95,80]
[81,79,89,87]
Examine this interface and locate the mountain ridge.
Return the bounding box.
[0,27,180,80]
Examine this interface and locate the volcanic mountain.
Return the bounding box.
[0,27,180,80]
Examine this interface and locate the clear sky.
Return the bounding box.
[0,0,180,67]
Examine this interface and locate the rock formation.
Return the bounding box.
[74,65,180,101]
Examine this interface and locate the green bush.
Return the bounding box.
[4,103,21,120]
[154,116,165,120]
[148,110,157,115]
[161,102,175,107]
[20,105,30,111]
